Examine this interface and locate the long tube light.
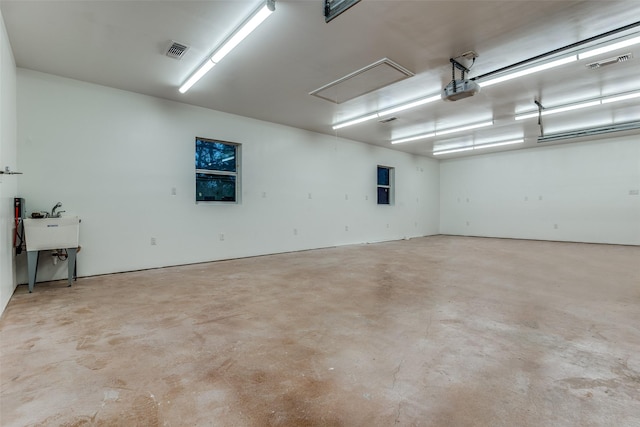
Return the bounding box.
[179,60,216,94]
[391,120,493,144]
[333,24,640,131]
[432,146,475,155]
[478,56,577,88]
[578,34,640,60]
[515,90,640,121]
[332,113,380,130]
[433,138,523,155]
[179,0,275,94]
[332,95,440,130]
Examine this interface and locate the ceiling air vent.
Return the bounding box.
[379,117,397,124]
[586,53,632,69]
[165,41,190,60]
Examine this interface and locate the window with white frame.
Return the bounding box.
[377,165,394,205]
[195,137,240,202]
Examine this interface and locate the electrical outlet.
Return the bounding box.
[365,195,369,201]
[171,187,177,196]
[554,224,558,229]
[629,189,639,196]
[345,194,349,200]
[150,237,157,246]
[262,191,267,198]
[293,228,298,236]
[345,225,349,231]
[219,233,225,241]
[308,193,312,199]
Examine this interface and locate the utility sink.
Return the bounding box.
[23,216,81,293]
[24,217,80,251]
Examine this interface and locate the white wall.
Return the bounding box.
[439,136,640,245]
[16,69,440,284]
[0,10,18,314]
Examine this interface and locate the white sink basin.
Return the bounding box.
[24,217,80,251]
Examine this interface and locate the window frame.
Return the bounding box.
[195,137,241,204]
[377,165,394,205]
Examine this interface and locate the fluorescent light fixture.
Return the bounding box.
[332,113,379,130]
[433,146,475,155]
[378,95,441,117]
[179,0,275,94]
[391,132,436,144]
[391,120,493,144]
[475,139,523,149]
[578,35,640,60]
[538,120,640,143]
[179,60,215,94]
[435,120,494,136]
[433,138,523,155]
[515,90,640,120]
[601,91,640,104]
[211,4,274,63]
[332,94,440,130]
[515,100,601,120]
[479,56,577,88]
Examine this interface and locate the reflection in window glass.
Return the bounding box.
[377,167,390,186]
[377,165,394,205]
[195,140,237,172]
[378,187,390,205]
[195,137,240,203]
[196,173,237,202]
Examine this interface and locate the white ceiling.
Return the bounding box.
[2,0,640,158]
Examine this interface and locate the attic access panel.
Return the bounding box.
[324,0,361,23]
[310,58,414,104]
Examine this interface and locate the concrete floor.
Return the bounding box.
[0,236,639,426]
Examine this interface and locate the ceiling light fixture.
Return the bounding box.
[515,90,640,120]
[432,146,475,155]
[537,121,640,143]
[179,0,276,94]
[332,95,440,130]
[478,56,577,88]
[474,22,640,87]
[475,139,524,149]
[433,138,523,155]
[179,60,216,94]
[332,22,640,132]
[391,120,493,144]
[578,34,640,60]
[332,113,379,130]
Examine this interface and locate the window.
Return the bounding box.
[377,165,394,205]
[195,137,240,202]
[324,0,361,22]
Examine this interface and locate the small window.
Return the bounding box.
[195,137,240,202]
[377,165,394,205]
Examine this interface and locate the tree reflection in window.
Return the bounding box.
[195,138,239,202]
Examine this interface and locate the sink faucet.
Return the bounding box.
[51,202,63,218]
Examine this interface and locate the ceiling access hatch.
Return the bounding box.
[309,58,414,104]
